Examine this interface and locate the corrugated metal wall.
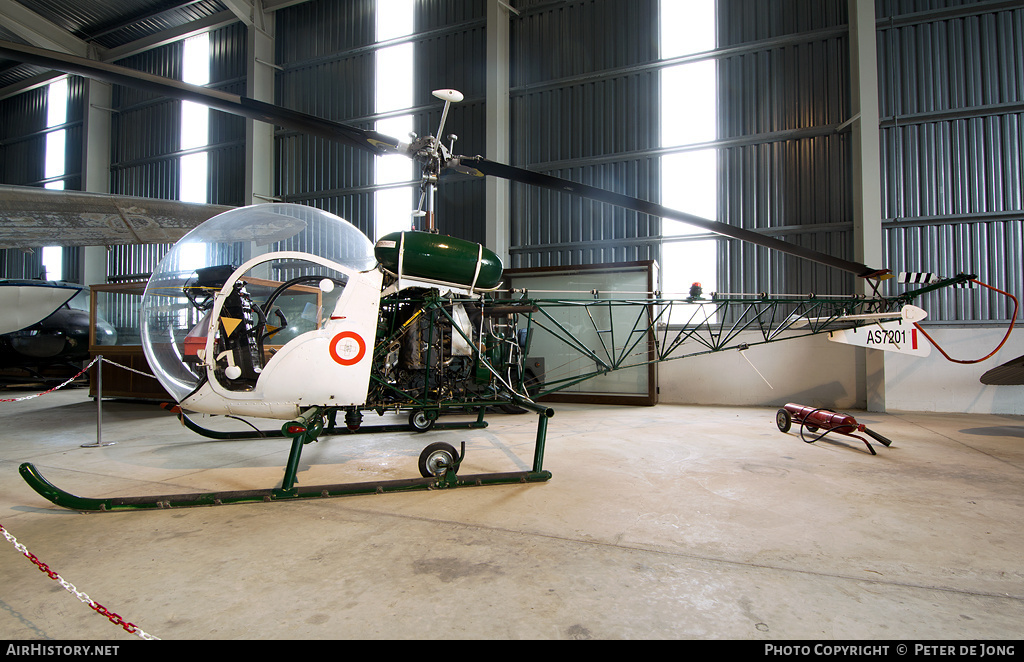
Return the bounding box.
[0,87,47,190]
[0,86,48,279]
[110,22,247,207]
[275,0,377,239]
[508,0,661,268]
[107,23,248,279]
[2,0,1021,326]
[208,22,249,209]
[0,248,43,281]
[877,0,1024,322]
[274,0,487,243]
[716,0,854,297]
[63,76,85,192]
[105,41,182,278]
[0,74,86,279]
[414,0,487,244]
[506,0,856,295]
[110,42,183,204]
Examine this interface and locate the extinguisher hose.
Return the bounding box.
[798,408,843,445]
[863,427,893,447]
[912,279,1019,365]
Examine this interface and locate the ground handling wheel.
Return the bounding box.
[418,442,460,478]
[409,409,436,433]
[775,408,792,433]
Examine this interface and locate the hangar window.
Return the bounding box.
[373,0,416,241]
[44,77,68,190]
[659,0,717,320]
[180,32,210,204]
[42,246,62,281]
[43,77,69,280]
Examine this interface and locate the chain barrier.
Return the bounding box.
[2,360,161,637]
[0,523,159,640]
[0,356,100,403]
[0,357,156,403]
[96,356,157,379]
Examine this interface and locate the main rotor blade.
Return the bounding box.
[456,156,886,279]
[1,39,885,278]
[0,40,408,158]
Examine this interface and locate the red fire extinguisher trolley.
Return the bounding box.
[775,403,894,455]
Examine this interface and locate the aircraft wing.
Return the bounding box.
[0,185,231,249]
[0,280,81,334]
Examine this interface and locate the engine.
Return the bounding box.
[369,290,530,408]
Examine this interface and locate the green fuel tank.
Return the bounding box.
[374,231,503,290]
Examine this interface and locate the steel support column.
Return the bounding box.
[485,0,512,264]
[850,0,886,411]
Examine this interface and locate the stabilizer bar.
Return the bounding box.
[175,410,487,440]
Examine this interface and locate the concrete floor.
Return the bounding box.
[0,387,1022,641]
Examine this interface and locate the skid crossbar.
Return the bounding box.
[175,410,488,440]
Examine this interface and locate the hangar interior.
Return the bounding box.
[0,0,1022,641]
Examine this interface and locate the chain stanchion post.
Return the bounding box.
[81,356,114,449]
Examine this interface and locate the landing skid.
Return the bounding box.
[18,463,552,512]
[19,408,554,512]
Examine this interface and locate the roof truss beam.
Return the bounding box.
[0,0,92,57]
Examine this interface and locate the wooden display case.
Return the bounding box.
[89,281,170,400]
[503,261,660,406]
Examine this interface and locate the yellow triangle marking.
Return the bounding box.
[221,317,242,337]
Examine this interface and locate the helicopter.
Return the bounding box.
[0,282,117,376]
[0,38,1000,512]
[0,280,117,385]
[0,279,82,336]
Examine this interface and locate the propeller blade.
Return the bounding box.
[0,39,409,158]
[455,156,887,279]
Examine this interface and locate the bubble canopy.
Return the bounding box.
[141,204,376,403]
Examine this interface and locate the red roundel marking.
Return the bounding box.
[329,331,366,366]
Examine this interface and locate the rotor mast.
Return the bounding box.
[412,88,464,233]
